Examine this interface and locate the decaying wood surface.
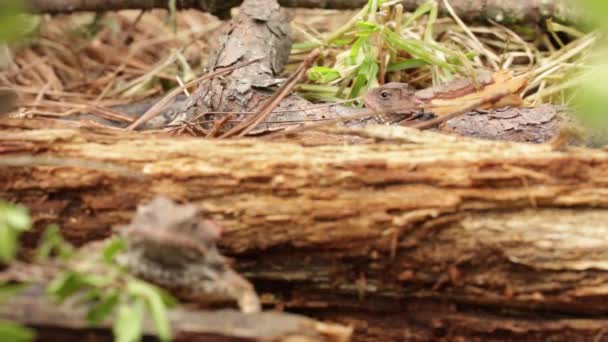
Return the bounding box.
[26,0,585,26]
[3,118,608,340]
[0,286,351,342]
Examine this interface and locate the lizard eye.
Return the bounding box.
[379,90,391,99]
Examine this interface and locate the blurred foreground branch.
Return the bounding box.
[26,0,585,26]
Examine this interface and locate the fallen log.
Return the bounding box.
[2,118,608,340]
[25,0,585,26]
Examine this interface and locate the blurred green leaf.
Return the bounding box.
[0,320,34,342]
[349,57,378,98]
[0,200,31,263]
[0,1,39,43]
[355,21,380,37]
[47,272,88,302]
[292,41,320,50]
[114,299,145,342]
[87,291,120,325]
[582,0,608,28]
[4,207,30,232]
[387,59,428,72]
[127,280,172,341]
[36,225,74,261]
[0,227,17,264]
[0,283,27,304]
[102,237,127,264]
[349,36,368,63]
[308,66,341,83]
[332,39,352,47]
[381,28,453,70]
[575,63,608,144]
[168,0,177,32]
[403,1,435,27]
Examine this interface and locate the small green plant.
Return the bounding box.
[42,231,176,342]
[0,201,177,342]
[0,200,35,341]
[296,0,471,101]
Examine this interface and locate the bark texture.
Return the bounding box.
[26,0,584,26]
[2,118,608,340]
[167,0,301,132]
[443,104,569,143]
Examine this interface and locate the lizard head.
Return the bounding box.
[364,82,418,116]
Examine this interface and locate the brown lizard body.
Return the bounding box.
[363,71,520,123]
[364,82,424,123]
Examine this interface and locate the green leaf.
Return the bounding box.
[423,1,438,42]
[355,21,380,37]
[0,320,34,342]
[348,57,378,98]
[87,291,120,325]
[387,59,428,72]
[349,36,368,63]
[113,299,145,342]
[82,274,111,287]
[380,28,453,70]
[332,38,352,47]
[128,280,172,341]
[156,287,179,309]
[403,1,435,27]
[307,67,341,83]
[0,283,27,304]
[292,41,320,50]
[349,73,368,99]
[0,200,31,263]
[0,1,39,43]
[36,225,74,261]
[168,0,177,32]
[0,224,17,263]
[102,237,127,264]
[46,272,87,302]
[4,205,30,232]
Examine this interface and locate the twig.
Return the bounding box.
[206,114,233,138]
[262,108,376,139]
[220,49,321,138]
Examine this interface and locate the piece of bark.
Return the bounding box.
[0,285,351,341]
[166,0,343,135]
[4,118,608,340]
[441,104,570,143]
[25,0,586,27]
[168,0,292,128]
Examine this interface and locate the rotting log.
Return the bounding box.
[25,0,586,26]
[3,118,608,340]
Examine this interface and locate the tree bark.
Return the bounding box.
[25,0,584,26]
[3,118,608,340]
